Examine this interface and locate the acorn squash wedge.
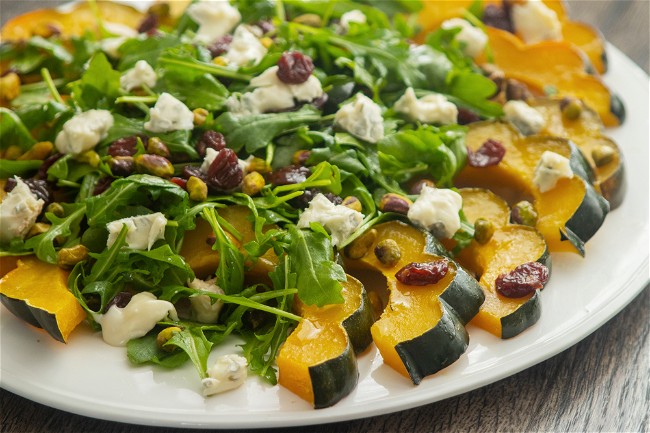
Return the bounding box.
[529,98,626,209]
[456,120,609,256]
[0,257,85,342]
[451,189,550,339]
[345,221,484,384]
[277,276,373,408]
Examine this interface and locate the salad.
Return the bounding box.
[0,0,625,408]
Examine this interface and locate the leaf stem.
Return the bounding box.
[40,68,65,105]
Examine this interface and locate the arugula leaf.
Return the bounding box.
[118,33,182,70]
[71,52,123,110]
[0,108,36,150]
[216,106,323,153]
[127,333,189,368]
[24,202,86,263]
[201,208,245,295]
[285,225,345,307]
[166,327,213,378]
[0,160,42,178]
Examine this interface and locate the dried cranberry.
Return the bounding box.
[467,139,506,167]
[93,177,114,195]
[105,292,133,312]
[505,79,531,101]
[495,262,549,298]
[170,177,188,189]
[9,178,54,207]
[108,136,138,157]
[255,20,275,35]
[208,34,233,57]
[206,148,243,191]
[291,189,342,209]
[482,4,514,33]
[276,51,314,84]
[37,153,64,179]
[182,165,206,181]
[395,260,449,286]
[196,130,226,158]
[268,165,311,186]
[457,108,481,125]
[137,13,159,34]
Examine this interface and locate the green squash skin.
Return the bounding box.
[341,287,374,354]
[309,338,358,409]
[610,92,626,124]
[562,178,610,256]
[599,159,626,211]
[498,247,551,339]
[423,232,486,325]
[1,294,65,342]
[395,298,468,385]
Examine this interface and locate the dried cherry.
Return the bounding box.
[196,130,226,158]
[268,165,311,186]
[105,292,133,312]
[495,261,549,298]
[276,51,314,84]
[467,139,506,167]
[206,148,243,191]
[108,136,138,157]
[482,4,514,33]
[395,260,449,286]
[208,35,233,58]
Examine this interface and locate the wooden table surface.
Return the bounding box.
[1,1,648,432]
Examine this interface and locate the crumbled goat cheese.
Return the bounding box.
[99,37,130,59]
[188,277,225,323]
[340,10,367,31]
[225,66,323,115]
[0,177,44,243]
[94,292,178,347]
[533,151,574,193]
[144,92,194,133]
[297,193,364,247]
[120,60,157,92]
[202,354,248,396]
[334,93,385,143]
[512,0,562,44]
[440,18,488,57]
[407,186,463,239]
[187,0,241,44]
[503,100,545,135]
[55,109,114,155]
[394,87,458,125]
[224,25,267,67]
[106,212,168,250]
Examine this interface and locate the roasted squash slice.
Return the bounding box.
[530,98,626,209]
[345,221,484,384]
[456,121,609,256]
[1,2,143,41]
[450,189,550,338]
[0,257,85,342]
[478,27,622,126]
[277,276,373,408]
[180,206,278,280]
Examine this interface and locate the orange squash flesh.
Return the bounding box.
[457,121,598,255]
[1,2,143,41]
[0,257,85,342]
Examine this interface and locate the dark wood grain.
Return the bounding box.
[1,1,648,432]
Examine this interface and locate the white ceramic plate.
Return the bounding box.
[1,31,648,429]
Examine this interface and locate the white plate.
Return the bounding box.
[1,41,648,428]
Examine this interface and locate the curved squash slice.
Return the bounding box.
[277,276,373,408]
[451,189,550,338]
[0,257,85,342]
[478,27,622,126]
[530,98,626,209]
[345,221,484,384]
[456,121,609,256]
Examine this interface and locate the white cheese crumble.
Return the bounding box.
[94,292,178,347]
[440,18,488,58]
[0,177,44,243]
[99,37,129,59]
[407,186,463,239]
[106,212,168,250]
[297,193,364,247]
[188,277,225,323]
[340,10,367,31]
[394,87,458,125]
[533,150,574,193]
[202,354,248,396]
[224,25,267,68]
[334,93,384,143]
[503,100,545,135]
[225,65,323,115]
[120,60,157,92]
[187,0,241,44]
[54,109,114,155]
[144,92,194,133]
[512,0,562,44]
